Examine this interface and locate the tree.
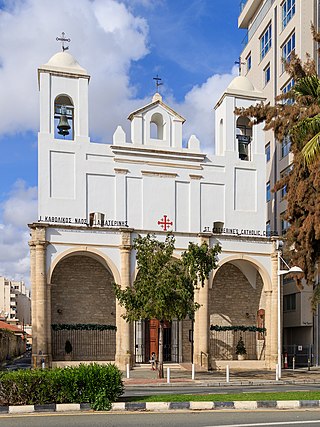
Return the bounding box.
[114,233,220,378]
[235,29,320,306]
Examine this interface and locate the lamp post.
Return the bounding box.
[277,249,303,380]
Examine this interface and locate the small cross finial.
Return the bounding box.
[234,56,245,75]
[153,74,163,92]
[56,32,71,52]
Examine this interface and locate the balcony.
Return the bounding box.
[239,0,263,28]
[240,0,275,48]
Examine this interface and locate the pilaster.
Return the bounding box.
[193,233,211,370]
[115,229,133,369]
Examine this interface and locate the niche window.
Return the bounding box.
[150,112,165,140]
[236,116,252,161]
[54,95,74,140]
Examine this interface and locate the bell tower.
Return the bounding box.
[38,49,90,143]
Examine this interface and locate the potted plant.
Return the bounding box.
[64,339,72,361]
[236,335,247,360]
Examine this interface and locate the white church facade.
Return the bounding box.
[30,49,281,371]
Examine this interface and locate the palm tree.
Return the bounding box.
[291,75,320,165]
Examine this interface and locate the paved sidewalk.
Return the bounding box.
[123,364,320,386]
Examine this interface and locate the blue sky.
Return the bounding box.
[0,0,244,284]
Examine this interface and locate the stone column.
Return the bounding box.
[115,229,132,369]
[193,233,211,370]
[264,290,273,368]
[34,226,49,368]
[47,283,52,367]
[28,239,37,367]
[269,239,279,369]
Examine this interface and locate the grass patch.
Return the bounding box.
[124,391,320,403]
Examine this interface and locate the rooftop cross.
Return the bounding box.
[153,74,163,92]
[234,56,245,75]
[56,32,71,52]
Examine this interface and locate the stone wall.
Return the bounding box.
[51,255,116,326]
[209,263,265,363]
[0,330,25,362]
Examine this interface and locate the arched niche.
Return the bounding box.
[150,112,165,140]
[54,94,74,140]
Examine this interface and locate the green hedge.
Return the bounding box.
[0,363,123,411]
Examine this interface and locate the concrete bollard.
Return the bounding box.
[192,363,195,380]
[293,356,295,371]
[276,363,279,381]
[226,365,230,383]
[167,367,170,384]
[126,363,130,379]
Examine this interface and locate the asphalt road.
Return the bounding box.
[2,411,320,427]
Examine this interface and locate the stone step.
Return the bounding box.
[133,363,185,370]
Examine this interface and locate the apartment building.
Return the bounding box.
[0,277,31,325]
[238,0,318,354]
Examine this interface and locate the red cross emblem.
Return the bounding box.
[158,215,173,231]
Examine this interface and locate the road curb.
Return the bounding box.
[1,400,320,414]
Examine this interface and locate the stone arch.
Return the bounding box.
[50,250,117,326]
[211,255,271,292]
[48,247,120,285]
[49,248,119,361]
[209,256,269,362]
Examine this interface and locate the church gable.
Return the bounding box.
[128,94,185,149]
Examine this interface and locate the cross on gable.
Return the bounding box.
[153,74,163,92]
[56,32,71,52]
[234,56,245,75]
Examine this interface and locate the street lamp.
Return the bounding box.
[277,249,303,380]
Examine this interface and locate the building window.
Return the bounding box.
[264,64,271,86]
[282,78,294,104]
[265,142,271,162]
[260,23,272,60]
[280,165,292,199]
[282,0,295,29]
[266,181,271,202]
[281,212,290,235]
[282,32,295,72]
[284,293,296,311]
[266,221,271,237]
[247,53,252,72]
[281,135,291,158]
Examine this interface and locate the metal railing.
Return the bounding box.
[52,329,116,361]
[210,330,265,360]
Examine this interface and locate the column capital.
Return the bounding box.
[198,232,212,242]
[35,240,49,248]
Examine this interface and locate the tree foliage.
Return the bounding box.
[235,28,320,306]
[114,233,221,377]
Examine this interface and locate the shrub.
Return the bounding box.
[0,363,123,410]
[235,335,247,355]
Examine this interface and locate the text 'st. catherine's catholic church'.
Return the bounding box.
[29,47,281,371]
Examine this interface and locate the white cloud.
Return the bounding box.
[0,0,238,286]
[170,66,238,152]
[0,181,37,286]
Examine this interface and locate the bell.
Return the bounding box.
[57,114,71,136]
[238,142,249,160]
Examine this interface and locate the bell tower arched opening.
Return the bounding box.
[54,94,74,140]
[236,116,252,161]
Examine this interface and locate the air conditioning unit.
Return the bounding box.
[89,212,105,226]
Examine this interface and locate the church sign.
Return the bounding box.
[203,225,278,237]
[38,215,128,228]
